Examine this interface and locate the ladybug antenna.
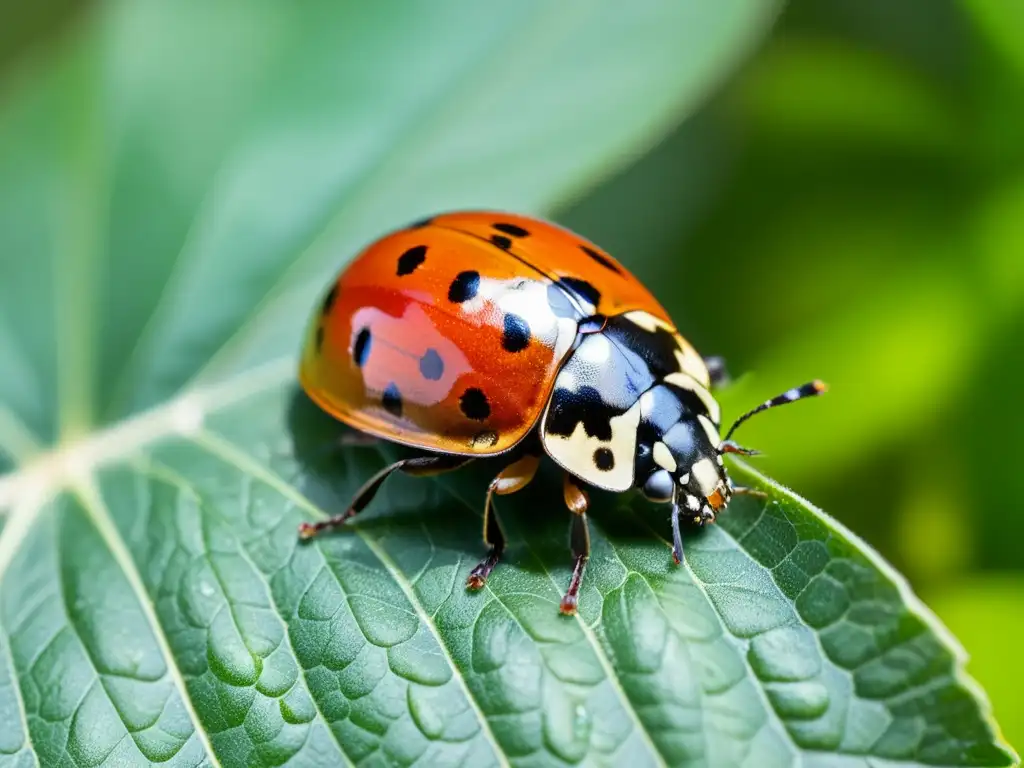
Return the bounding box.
[721,380,827,446]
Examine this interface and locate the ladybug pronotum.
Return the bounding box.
[297,211,825,614]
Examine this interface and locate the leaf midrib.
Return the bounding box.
[0,358,295,765]
[0,356,294,550]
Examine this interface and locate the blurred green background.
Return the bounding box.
[3,0,1022,752]
[557,0,1024,747]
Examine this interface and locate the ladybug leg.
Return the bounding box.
[559,475,591,616]
[669,495,687,565]
[704,356,730,388]
[732,486,768,500]
[299,454,470,539]
[466,453,540,590]
[719,440,760,456]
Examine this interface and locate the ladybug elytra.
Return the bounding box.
[297,211,825,614]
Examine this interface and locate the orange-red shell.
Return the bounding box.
[299,211,672,456]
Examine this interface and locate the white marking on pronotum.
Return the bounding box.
[691,458,720,496]
[697,414,720,446]
[653,442,676,472]
[621,310,663,333]
[664,372,721,424]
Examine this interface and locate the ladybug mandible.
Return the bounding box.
[297,211,825,614]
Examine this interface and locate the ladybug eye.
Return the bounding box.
[642,470,674,502]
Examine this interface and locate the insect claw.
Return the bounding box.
[719,440,760,456]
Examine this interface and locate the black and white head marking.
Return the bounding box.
[541,309,721,493]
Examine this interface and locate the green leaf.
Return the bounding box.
[0,2,1016,766]
[962,0,1024,80]
[929,577,1024,753]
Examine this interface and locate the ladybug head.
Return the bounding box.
[639,380,827,522]
[638,413,732,523]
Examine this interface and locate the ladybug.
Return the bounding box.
[297,211,825,614]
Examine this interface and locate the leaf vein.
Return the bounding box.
[186,429,510,768]
[625,505,798,764]
[435,479,670,767]
[73,482,222,767]
[0,610,36,762]
[135,457,356,766]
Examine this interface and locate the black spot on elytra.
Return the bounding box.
[545,385,622,441]
[580,245,622,274]
[419,348,444,380]
[472,429,499,448]
[448,271,481,303]
[321,284,339,317]
[459,388,490,420]
[546,283,580,319]
[494,222,530,238]
[490,234,513,250]
[559,277,601,308]
[382,383,402,417]
[593,447,615,471]
[353,327,372,367]
[502,314,530,353]
[409,216,433,228]
[397,245,427,276]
